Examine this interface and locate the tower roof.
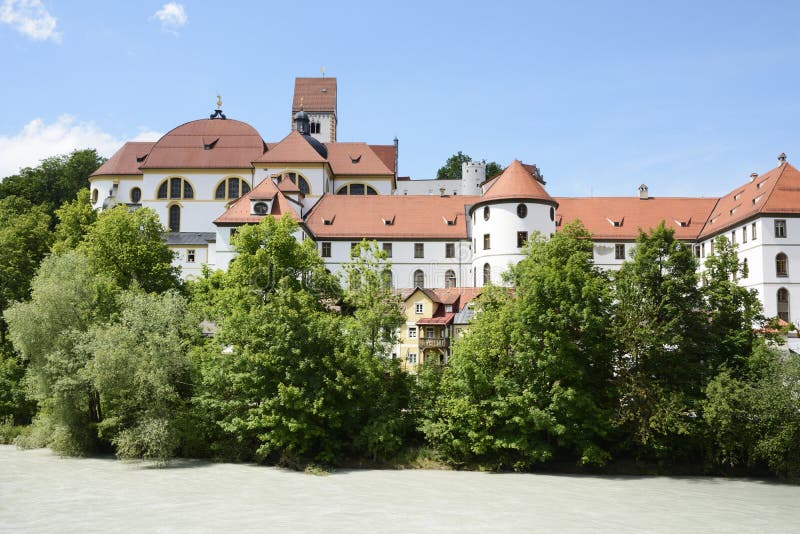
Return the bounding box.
[479,159,556,205]
[292,77,337,113]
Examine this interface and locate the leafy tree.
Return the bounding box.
[612,223,707,458]
[0,343,36,424]
[79,205,180,293]
[436,151,502,180]
[0,149,104,215]
[0,196,53,343]
[52,188,97,255]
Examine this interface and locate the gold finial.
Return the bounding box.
[216,93,222,109]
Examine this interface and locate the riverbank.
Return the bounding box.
[2,445,799,533]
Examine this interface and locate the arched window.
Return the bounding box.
[168,204,180,232]
[517,204,527,218]
[91,189,98,204]
[444,270,456,288]
[278,172,310,195]
[413,270,425,288]
[157,177,193,200]
[777,288,790,322]
[130,187,141,203]
[336,183,379,195]
[483,206,490,221]
[214,177,251,200]
[776,253,788,277]
[483,263,491,286]
[382,269,393,288]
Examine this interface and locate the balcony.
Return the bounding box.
[418,337,450,350]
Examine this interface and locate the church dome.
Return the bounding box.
[141,118,266,169]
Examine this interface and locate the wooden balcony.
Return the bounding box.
[418,337,450,349]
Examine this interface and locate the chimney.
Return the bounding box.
[750,172,758,182]
[638,184,649,200]
[778,152,787,164]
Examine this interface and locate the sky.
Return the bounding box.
[2,0,800,198]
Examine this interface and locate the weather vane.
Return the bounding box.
[216,93,222,109]
[320,66,326,78]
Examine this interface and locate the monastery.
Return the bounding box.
[89,77,800,367]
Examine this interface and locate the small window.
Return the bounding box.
[775,220,787,238]
[168,204,180,232]
[742,227,747,244]
[92,189,99,204]
[776,253,788,277]
[130,187,141,203]
[350,183,365,196]
[517,231,528,248]
[483,263,491,286]
[187,249,196,263]
[406,352,417,364]
[310,122,321,134]
[414,303,423,314]
[615,243,626,260]
[742,258,749,279]
[414,243,424,258]
[445,304,453,313]
[550,206,555,221]
[701,243,705,258]
[752,222,757,240]
[445,270,456,288]
[321,242,331,258]
[445,243,455,258]
[731,231,736,244]
[517,204,527,218]
[382,242,392,258]
[694,245,701,258]
[777,288,790,322]
[159,178,193,200]
[483,206,490,221]
[414,270,424,287]
[483,234,491,250]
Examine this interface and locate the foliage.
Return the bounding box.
[79,205,180,293]
[52,188,98,255]
[436,151,502,180]
[0,343,36,424]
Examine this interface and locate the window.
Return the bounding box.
[413,270,424,288]
[335,183,378,195]
[425,327,435,338]
[321,242,331,258]
[517,204,527,218]
[382,242,392,258]
[694,245,701,258]
[252,202,269,215]
[168,204,180,232]
[408,326,418,338]
[414,243,424,258]
[382,269,393,288]
[701,243,705,258]
[483,206,490,221]
[215,177,251,200]
[752,222,757,240]
[615,244,626,260]
[130,187,141,203]
[483,233,490,250]
[310,122,321,134]
[742,258,748,279]
[279,172,311,195]
[775,219,787,238]
[517,231,528,248]
[550,206,555,221]
[445,304,453,313]
[776,253,788,277]
[445,270,456,288]
[92,189,99,204]
[742,227,747,244]
[777,288,790,322]
[415,300,424,314]
[445,243,455,258]
[406,352,417,364]
[351,242,359,253]
[731,231,736,244]
[157,177,194,200]
[187,249,196,263]
[483,263,491,286]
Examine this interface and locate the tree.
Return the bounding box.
[52,188,97,255]
[79,205,180,293]
[436,151,502,180]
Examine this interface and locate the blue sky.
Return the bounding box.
[2,0,800,197]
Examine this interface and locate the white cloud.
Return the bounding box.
[0,0,61,42]
[0,115,162,178]
[153,2,187,32]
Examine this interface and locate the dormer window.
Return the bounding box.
[607,217,624,228]
[382,215,395,226]
[252,201,270,215]
[203,137,219,150]
[322,216,334,226]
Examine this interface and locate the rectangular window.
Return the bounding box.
[752,222,757,240]
[694,245,701,258]
[414,243,424,258]
[187,249,196,263]
[321,242,331,258]
[425,327,435,338]
[445,243,455,258]
[742,227,747,244]
[414,303,423,314]
[483,234,491,250]
[775,219,787,238]
[406,352,417,364]
[517,231,528,248]
[382,242,392,258]
[615,243,626,260]
[701,243,705,257]
[408,326,417,338]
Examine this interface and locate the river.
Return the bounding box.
[1,445,798,533]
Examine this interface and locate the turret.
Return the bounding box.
[461,160,485,196]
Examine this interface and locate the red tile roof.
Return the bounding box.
[432,287,482,306]
[325,143,393,175]
[90,141,154,177]
[277,178,301,193]
[256,130,327,164]
[306,195,479,239]
[699,162,800,239]
[292,78,337,113]
[141,119,265,169]
[213,177,301,225]
[417,313,455,325]
[479,160,557,205]
[556,196,718,240]
[369,144,397,174]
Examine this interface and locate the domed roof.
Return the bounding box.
[474,159,556,207]
[293,109,309,121]
[141,118,266,169]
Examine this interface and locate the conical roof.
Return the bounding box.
[480,159,556,204]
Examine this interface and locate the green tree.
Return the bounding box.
[52,188,98,255]
[79,205,180,293]
[436,151,502,180]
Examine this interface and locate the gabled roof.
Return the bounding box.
[403,287,442,303]
[369,144,397,174]
[256,130,327,164]
[325,142,393,175]
[90,142,155,177]
[306,194,479,239]
[277,178,301,193]
[292,77,337,113]
[213,177,300,225]
[556,197,717,240]
[141,119,265,169]
[432,287,483,306]
[479,160,557,205]
[699,162,800,239]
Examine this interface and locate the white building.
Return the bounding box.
[89,78,800,327]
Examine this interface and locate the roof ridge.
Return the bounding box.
[760,162,789,214]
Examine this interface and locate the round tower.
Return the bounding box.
[461,160,486,196]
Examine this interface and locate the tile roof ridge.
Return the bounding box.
[760,162,789,214]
